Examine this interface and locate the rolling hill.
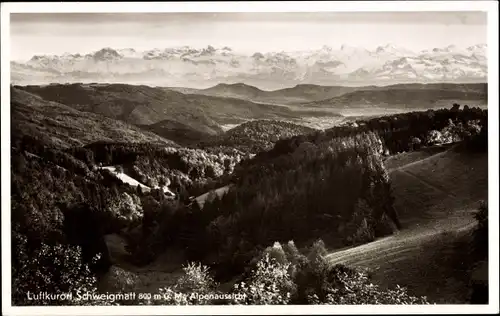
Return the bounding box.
[10,87,176,148]
[201,119,318,153]
[168,83,361,105]
[15,83,315,136]
[169,82,488,109]
[137,120,214,147]
[15,83,223,135]
[305,83,488,109]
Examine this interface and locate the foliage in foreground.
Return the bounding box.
[150,240,430,305]
[12,236,431,306]
[12,234,111,306]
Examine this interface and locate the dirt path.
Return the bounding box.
[388,146,452,172]
[401,169,457,198]
[327,214,476,265]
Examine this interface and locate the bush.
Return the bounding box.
[150,262,219,305]
[309,266,430,305]
[177,262,217,293]
[133,240,431,306]
[232,241,431,305]
[12,234,109,306]
[232,253,295,305]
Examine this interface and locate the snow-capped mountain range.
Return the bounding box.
[11,44,487,89]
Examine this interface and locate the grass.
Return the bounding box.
[365,226,478,304]
[400,148,488,202]
[384,145,452,171]
[389,145,488,229]
[194,185,233,209]
[328,144,488,303]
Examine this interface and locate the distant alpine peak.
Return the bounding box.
[376,43,402,52]
[321,45,333,52]
[92,47,122,61]
[467,43,487,51]
[117,48,137,53]
[61,52,75,57]
[429,44,469,54]
[340,44,358,51]
[375,44,416,56]
[96,47,119,54]
[29,54,52,62]
[16,43,487,87]
[205,45,216,52]
[24,43,487,62]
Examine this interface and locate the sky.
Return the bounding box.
[10,12,487,61]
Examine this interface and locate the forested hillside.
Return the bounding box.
[169,83,360,104]
[10,101,487,305]
[307,87,487,108]
[243,105,486,170]
[16,83,322,135]
[11,87,176,148]
[169,83,487,107]
[199,120,318,153]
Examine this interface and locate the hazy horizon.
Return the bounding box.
[10,12,487,61]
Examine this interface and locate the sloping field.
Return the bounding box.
[194,185,232,209]
[100,166,176,196]
[327,145,488,303]
[327,223,476,303]
[384,144,452,171]
[390,145,487,229]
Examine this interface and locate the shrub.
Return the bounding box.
[229,240,431,305]
[99,266,140,293]
[411,137,422,150]
[315,271,430,304]
[177,262,217,293]
[150,262,218,305]
[303,264,430,304]
[426,130,445,146]
[12,234,109,306]
[294,240,334,303]
[107,192,143,226]
[232,253,295,305]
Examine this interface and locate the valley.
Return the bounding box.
[10,81,489,306]
[100,142,488,304]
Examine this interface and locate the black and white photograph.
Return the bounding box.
[1,1,499,315]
